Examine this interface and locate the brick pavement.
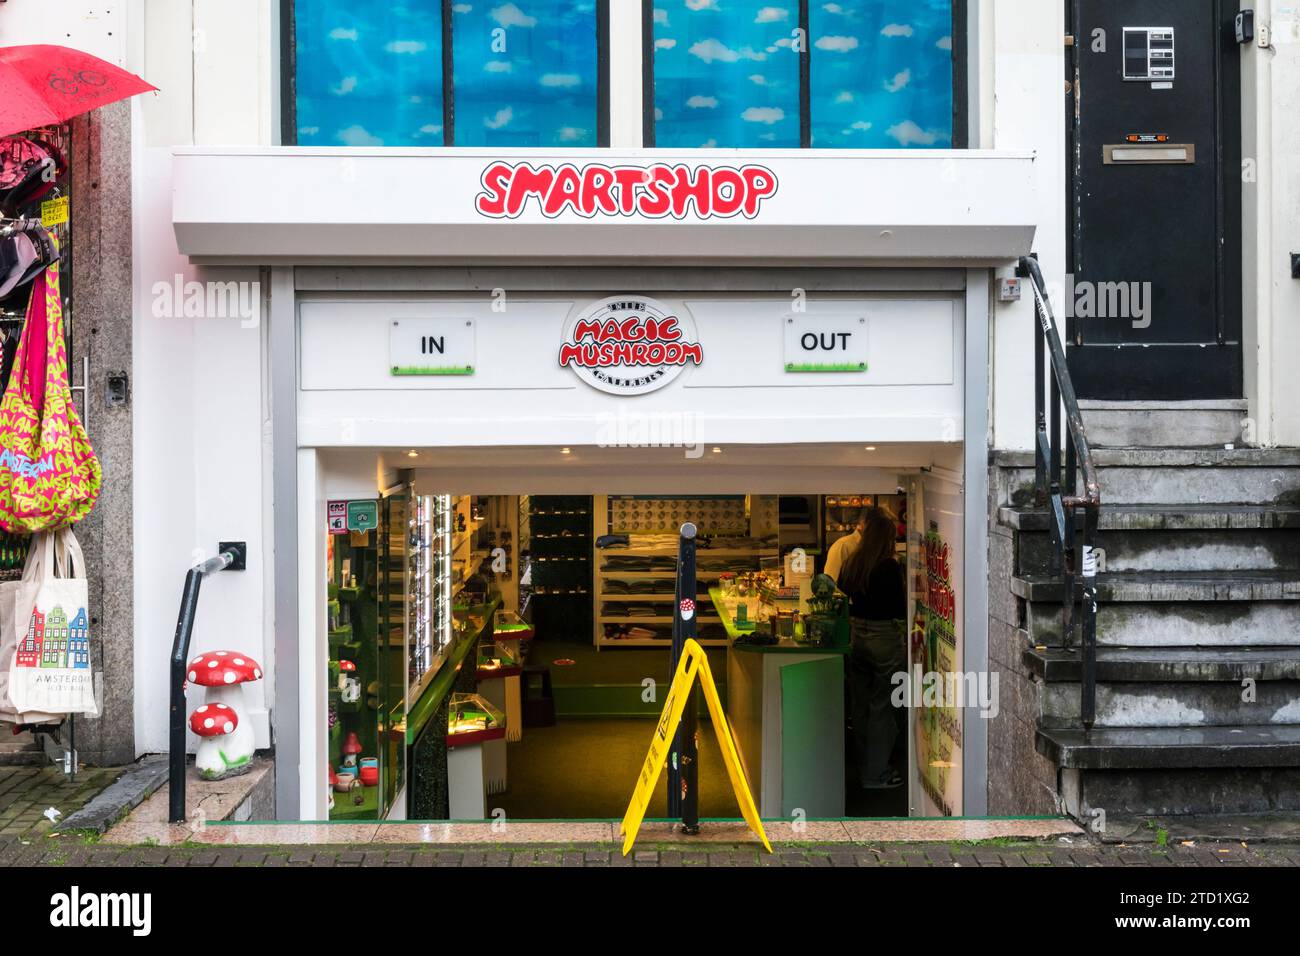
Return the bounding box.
[1,766,1295,868]
[0,766,122,838]
[3,835,1298,867]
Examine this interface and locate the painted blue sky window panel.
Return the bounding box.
[652,1,801,149]
[810,0,953,148]
[452,1,599,147]
[295,1,445,147]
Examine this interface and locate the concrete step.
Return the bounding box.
[0,735,46,766]
[1024,598,1300,647]
[1013,570,1300,604]
[1039,680,1300,729]
[1019,528,1300,574]
[1062,768,1300,818]
[1018,570,1300,647]
[1024,645,1300,683]
[1001,503,1300,533]
[992,447,1300,507]
[1098,812,1300,843]
[1036,724,1300,770]
[1004,504,1300,574]
[1079,400,1247,449]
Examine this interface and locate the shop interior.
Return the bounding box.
[321,444,956,823]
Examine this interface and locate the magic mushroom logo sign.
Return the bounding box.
[559,297,702,396]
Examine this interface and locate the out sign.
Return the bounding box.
[784,315,868,373]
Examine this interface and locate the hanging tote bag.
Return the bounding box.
[4,529,96,717]
[0,241,101,532]
[0,564,61,726]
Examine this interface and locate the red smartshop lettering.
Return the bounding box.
[475,162,779,221]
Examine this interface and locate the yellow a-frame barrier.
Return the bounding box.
[619,638,771,855]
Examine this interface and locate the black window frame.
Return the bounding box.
[642,0,970,149]
[281,0,611,148]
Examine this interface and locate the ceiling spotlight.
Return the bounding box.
[712,447,722,454]
[561,447,572,455]
[406,449,419,458]
[864,446,877,452]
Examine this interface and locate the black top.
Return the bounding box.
[840,556,906,621]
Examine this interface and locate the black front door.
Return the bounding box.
[1067,0,1242,400]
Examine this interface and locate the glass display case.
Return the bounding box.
[447,692,505,738]
[493,608,534,641]
[476,638,519,674]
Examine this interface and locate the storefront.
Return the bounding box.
[170,145,1034,820]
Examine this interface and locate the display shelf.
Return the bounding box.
[596,637,730,648]
[598,614,720,624]
[594,569,727,580]
[598,546,775,558]
[592,494,781,649]
[330,782,380,819]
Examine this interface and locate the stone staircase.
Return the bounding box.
[989,444,1300,827]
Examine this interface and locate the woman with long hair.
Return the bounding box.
[835,505,907,790]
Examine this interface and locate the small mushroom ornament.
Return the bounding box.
[186,651,263,779]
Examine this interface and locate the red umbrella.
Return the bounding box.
[0,45,156,137]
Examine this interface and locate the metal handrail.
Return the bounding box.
[169,544,245,823]
[1017,256,1103,730]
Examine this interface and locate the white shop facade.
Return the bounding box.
[168,146,1036,821]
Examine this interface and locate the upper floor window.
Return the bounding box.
[290,1,606,147]
[287,1,960,149]
[647,0,958,148]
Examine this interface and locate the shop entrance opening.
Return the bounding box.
[316,444,966,824]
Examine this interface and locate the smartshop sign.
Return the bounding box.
[475,161,779,220]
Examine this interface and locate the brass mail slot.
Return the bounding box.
[1103,143,1195,165]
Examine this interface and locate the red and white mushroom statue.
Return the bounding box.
[189,704,240,779]
[186,651,263,779]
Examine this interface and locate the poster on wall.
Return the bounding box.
[906,475,963,817]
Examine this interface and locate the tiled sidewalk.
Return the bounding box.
[0,766,122,837]
[4,836,1299,867]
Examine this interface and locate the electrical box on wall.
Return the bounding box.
[1235,10,1254,44]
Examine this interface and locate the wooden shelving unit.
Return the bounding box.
[592,494,779,649]
[526,495,593,641]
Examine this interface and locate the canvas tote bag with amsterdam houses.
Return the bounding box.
[0,244,101,719]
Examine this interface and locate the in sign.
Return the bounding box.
[390,318,476,377]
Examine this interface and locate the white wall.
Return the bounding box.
[0,1,126,58]
[986,0,1066,451]
[128,1,278,754]
[1242,1,1300,447]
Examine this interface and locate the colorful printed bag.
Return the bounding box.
[0,244,101,532]
[2,529,96,717]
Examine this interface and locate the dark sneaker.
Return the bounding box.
[861,769,904,790]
